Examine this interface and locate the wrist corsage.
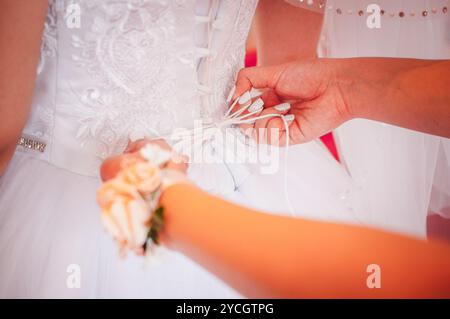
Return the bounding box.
[97,143,188,256]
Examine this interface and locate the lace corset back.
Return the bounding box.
[21,0,258,176]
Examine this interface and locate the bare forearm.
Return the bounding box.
[0,0,48,175]
[161,184,450,298]
[253,0,323,66]
[338,58,450,137]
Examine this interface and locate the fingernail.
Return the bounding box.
[284,114,295,122]
[248,98,264,112]
[274,102,291,112]
[238,91,251,104]
[250,88,263,98]
[124,140,132,152]
[226,85,236,102]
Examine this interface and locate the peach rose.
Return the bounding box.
[121,162,161,194]
[97,162,162,255]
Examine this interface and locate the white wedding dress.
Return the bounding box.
[1,0,448,298]
[0,0,355,298]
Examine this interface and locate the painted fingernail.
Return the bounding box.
[124,140,133,152]
[226,85,236,102]
[238,90,251,104]
[274,102,291,112]
[248,98,264,112]
[250,88,263,98]
[284,114,295,122]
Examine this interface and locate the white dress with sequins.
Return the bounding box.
[0,0,356,298]
[287,0,450,236]
[318,0,450,236]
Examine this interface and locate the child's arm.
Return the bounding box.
[161,183,450,298]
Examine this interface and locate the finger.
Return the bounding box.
[233,90,284,139]
[100,155,124,181]
[226,85,263,103]
[239,97,265,119]
[274,108,312,146]
[166,162,188,173]
[243,89,284,114]
[125,138,173,154]
[253,102,291,144]
[149,138,172,151]
[231,97,266,138]
[259,90,283,108]
[268,114,302,146]
[146,139,191,172]
[285,110,305,145]
[226,87,263,117]
[233,64,289,100]
[266,117,287,146]
[124,139,134,153]
[227,96,251,118]
[124,138,151,153]
[167,154,189,173]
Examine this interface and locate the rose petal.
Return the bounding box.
[110,199,132,244]
[128,199,151,247]
[101,212,121,239]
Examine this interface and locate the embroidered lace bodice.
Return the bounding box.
[21,0,257,176]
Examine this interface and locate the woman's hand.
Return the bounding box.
[233,58,450,143]
[100,138,188,182]
[232,59,351,145]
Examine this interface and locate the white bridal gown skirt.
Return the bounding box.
[0,139,355,298]
[0,152,237,298]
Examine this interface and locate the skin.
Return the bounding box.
[0,0,48,176]
[101,140,450,298]
[232,58,450,145]
[250,0,323,65]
